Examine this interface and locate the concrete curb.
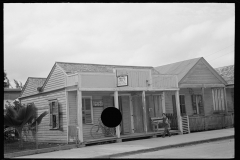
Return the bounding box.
[93,135,234,158]
[4,144,85,158]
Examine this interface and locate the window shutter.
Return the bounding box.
[191,95,197,114]
[55,100,60,129]
[85,98,92,124]
[49,102,53,128]
[172,95,177,116]
[180,95,186,115]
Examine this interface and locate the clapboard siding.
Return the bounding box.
[165,91,175,113]
[44,65,66,92]
[203,88,214,115]
[68,91,77,126]
[182,60,223,84]
[20,89,67,143]
[164,88,212,116]
[83,106,104,141]
[226,88,234,112]
[116,69,150,87]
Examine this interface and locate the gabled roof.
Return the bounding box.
[154,57,227,85]
[20,77,46,97]
[215,65,234,85]
[154,57,202,82]
[56,62,161,75]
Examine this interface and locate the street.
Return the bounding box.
[115,139,234,158]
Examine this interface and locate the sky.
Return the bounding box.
[4,3,235,88]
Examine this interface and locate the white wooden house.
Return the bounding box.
[155,57,234,132]
[19,62,182,144]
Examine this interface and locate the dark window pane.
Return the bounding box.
[85,99,91,110]
[53,115,56,128]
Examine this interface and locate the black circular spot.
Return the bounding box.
[101,107,122,128]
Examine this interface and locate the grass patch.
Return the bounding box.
[4,140,64,154]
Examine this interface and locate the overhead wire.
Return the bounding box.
[208,50,234,62]
[204,44,234,58]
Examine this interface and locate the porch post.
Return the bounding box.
[175,90,183,134]
[162,92,166,113]
[142,91,147,133]
[223,87,228,113]
[114,91,121,138]
[77,89,83,143]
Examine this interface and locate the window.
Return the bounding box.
[212,88,225,113]
[49,100,59,129]
[172,95,186,116]
[82,97,93,124]
[191,95,204,115]
[179,95,186,115]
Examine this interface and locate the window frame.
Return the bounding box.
[212,88,225,113]
[82,96,93,125]
[191,94,205,115]
[179,94,186,116]
[49,99,60,130]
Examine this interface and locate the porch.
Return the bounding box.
[71,130,181,146]
[67,90,181,143]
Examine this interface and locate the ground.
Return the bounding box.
[116,138,234,158]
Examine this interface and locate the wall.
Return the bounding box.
[164,88,214,116]
[44,65,66,92]
[116,69,150,88]
[20,89,67,143]
[181,60,223,84]
[81,74,115,88]
[226,88,234,112]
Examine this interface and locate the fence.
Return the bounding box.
[166,113,178,130]
[188,113,234,132]
[4,121,69,155]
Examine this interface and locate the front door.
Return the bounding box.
[113,96,131,135]
[146,95,163,132]
[132,95,144,133]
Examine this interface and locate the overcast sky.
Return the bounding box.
[4,3,235,88]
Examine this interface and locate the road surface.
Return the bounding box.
[116,139,234,158]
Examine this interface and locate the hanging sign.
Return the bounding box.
[93,100,103,107]
[117,75,128,87]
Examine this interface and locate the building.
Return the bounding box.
[4,88,22,113]
[215,65,234,113]
[155,57,234,132]
[19,62,183,144]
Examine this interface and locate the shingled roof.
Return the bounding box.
[215,65,234,85]
[20,77,46,97]
[56,62,161,75]
[154,57,202,82]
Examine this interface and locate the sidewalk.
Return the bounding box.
[15,128,234,158]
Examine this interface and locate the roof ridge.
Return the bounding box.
[155,57,202,68]
[56,61,153,68]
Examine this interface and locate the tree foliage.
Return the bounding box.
[14,79,23,89]
[4,101,48,148]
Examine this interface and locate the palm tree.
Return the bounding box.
[4,101,48,148]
